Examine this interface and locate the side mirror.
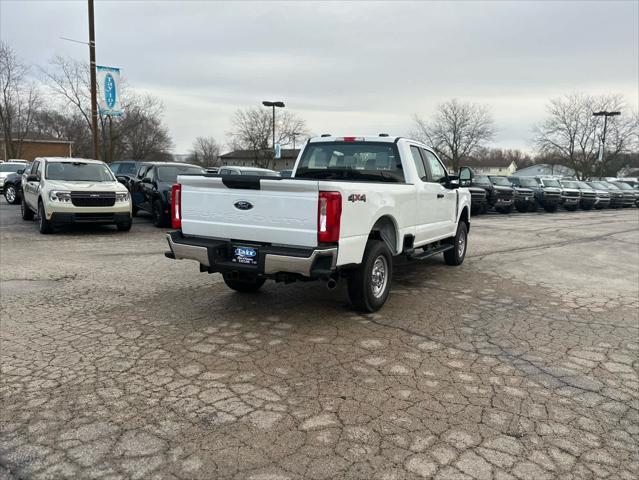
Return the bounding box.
[458,167,472,187]
[17,169,24,174]
[446,174,460,189]
[141,177,151,184]
[27,174,38,182]
[116,176,128,185]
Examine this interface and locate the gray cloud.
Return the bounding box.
[2,0,637,153]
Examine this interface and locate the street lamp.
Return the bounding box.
[593,110,621,163]
[262,101,285,152]
[291,131,302,150]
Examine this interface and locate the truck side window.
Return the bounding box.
[423,150,447,183]
[409,146,427,181]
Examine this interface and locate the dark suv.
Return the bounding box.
[557,179,581,211]
[611,181,637,207]
[509,176,562,212]
[470,174,514,213]
[490,175,535,212]
[128,162,205,227]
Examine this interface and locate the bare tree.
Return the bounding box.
[535,93,638,179]
[189,136,220,167]
[413,99,494,171]
[0,42,40,159]
[228,107,308,168]
[41,56,173,162]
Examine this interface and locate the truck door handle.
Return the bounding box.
[437,193,445,199]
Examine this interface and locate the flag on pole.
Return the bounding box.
[97,66,122,116]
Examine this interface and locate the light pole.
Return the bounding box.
[262,101,285,151]
[593,110,621,177]
[291,131,302,150]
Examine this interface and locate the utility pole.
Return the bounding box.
[88,0,99,159]
[593,110,621,177]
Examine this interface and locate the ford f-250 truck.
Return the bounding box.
[165,136,472,312]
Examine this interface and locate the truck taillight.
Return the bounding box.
[171,183,182,229]
[318,191,342,243]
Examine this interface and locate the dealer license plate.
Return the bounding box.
[233,246,258,265]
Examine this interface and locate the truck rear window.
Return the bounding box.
[295,142,404,182]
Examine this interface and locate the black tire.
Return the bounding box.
[38,200,52,234]
[152,199,167,228]
[515,204,528,213]
[116,218,132,232]
[528,202,538,212]
[564,205,578,211]
[21,196,34,220]
[481,203,489,214]
[132,205,139,217]
[4,185,19,204]
[444,221,468,266]
[347,240,393,313]
[581,204,593,211]
[223,275,266,293]
[543,205,558,213]
[496,205,513,214]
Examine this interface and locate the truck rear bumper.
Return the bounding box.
[165,231,338,279]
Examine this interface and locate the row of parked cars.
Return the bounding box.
[2,156,637,234]
[0,158,281,233]
[464,171,639,215]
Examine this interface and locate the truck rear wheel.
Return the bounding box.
[223,275,266,293]
[347,240,392,313]
[444,221,468,266]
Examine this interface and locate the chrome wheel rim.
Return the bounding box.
[371,255,388,299]
[6,187,15,203]
[458,229,466,257]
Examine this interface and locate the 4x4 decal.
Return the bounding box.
[348,193,367,203]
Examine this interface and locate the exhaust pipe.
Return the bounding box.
[326,278,338,290]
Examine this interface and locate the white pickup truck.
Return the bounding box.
[165,135,472,311]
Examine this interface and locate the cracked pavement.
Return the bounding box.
[1,201,638,479]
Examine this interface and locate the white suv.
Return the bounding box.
[21,157,132,234]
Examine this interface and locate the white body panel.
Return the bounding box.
[177,136,471,269]
[179,176,319,247]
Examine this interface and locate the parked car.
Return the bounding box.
[280,169,293,178]
[572,181,598,210]
[218,166,281,177]
[20,157,132,234]
[468,186,487,215]
[206,167,219,174]
[129,162,205,227]
[610,181,637,207]
[108,160,150,190]
[557,179,581,211]
[489,175,535,213]
[468,173,514,213]
[507,176,540,212]
[0,162,30,197]
[166,135,472,312]
[588,181,624,208]
[510,176,561,212]
[3,164,31,204]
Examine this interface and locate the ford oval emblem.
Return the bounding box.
[234,200,253,211]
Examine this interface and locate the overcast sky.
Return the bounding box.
[2,0,638,154]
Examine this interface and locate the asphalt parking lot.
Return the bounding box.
[1,201,638,480]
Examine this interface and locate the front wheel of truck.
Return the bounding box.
[223,275,266,293]
[348,240,393,313]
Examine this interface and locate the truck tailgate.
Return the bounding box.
[178,176,319,247]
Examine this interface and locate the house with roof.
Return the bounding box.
[218,149,300,171]
[511,163,576,177]
[1,134,73,161]
[446,157,518,176]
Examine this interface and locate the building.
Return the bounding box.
[511,163,575,177]
[1,136,73,162]
[448,157,518,176]
[218,149,300,171]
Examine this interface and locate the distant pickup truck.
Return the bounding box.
[165,136,472,311]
